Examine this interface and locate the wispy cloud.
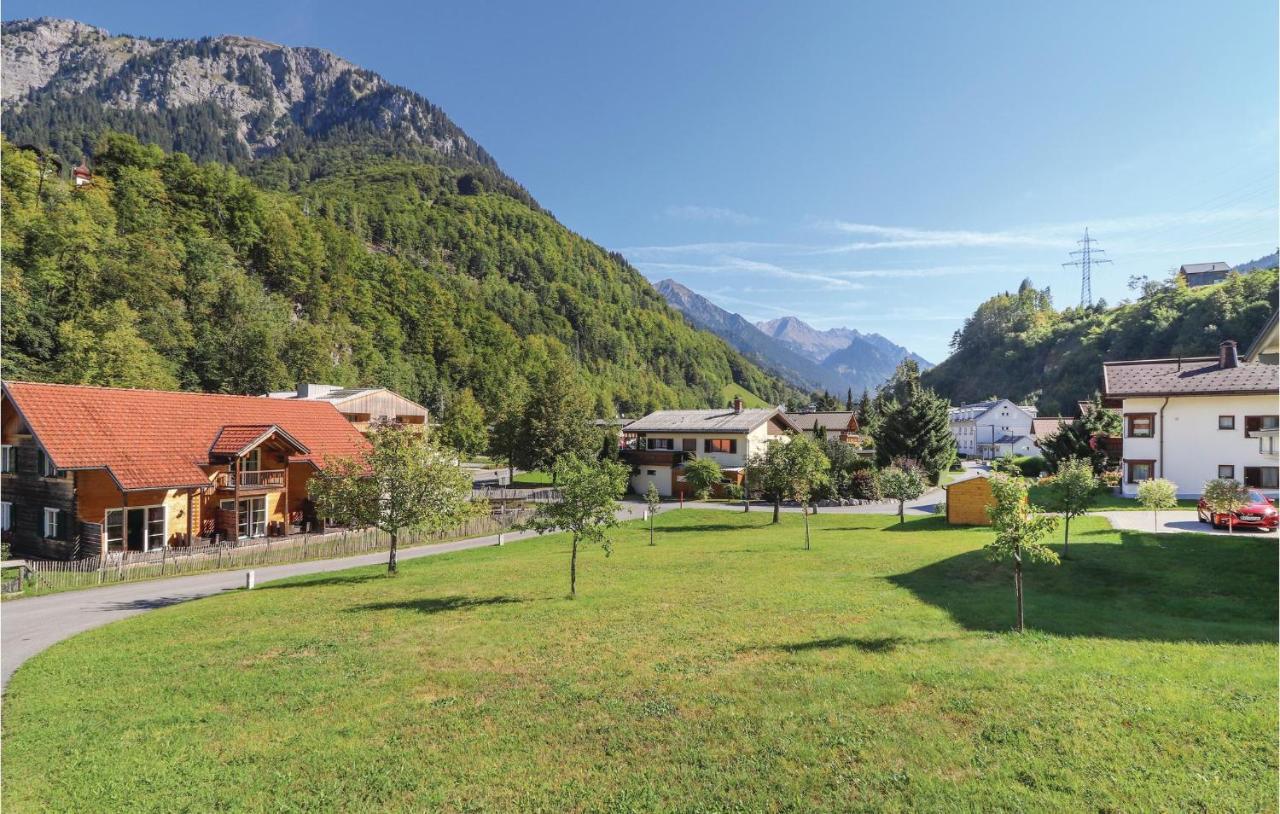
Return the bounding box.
[635,257,866,291]
[814,220,1060,252]
[663,204,761,226]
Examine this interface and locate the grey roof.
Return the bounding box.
[624,408,797,434]
[1103,357,1279,397]
[1179,262,1231,275]
[785,411,858,432]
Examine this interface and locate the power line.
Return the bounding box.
[1062,227,1112,307]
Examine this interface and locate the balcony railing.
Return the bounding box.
[216,469,286,490]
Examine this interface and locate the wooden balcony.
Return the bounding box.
[215,469,286,491]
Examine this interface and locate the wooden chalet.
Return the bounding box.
[1,382,369,559]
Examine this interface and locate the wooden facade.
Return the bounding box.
[944,476,996,526]
[1,383,366,559]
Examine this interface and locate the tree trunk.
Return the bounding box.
[898,500,905,524]
[803,505,811,550]
[649,515,655,546]
[388,530,398,574]
[772,499,780,524]
[1014,555,1024,633]
[569,535,578,597]
[1063,515,1070,557]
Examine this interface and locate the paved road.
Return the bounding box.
[1096,510,1279,537]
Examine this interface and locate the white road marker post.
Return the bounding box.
[245,570,255,590]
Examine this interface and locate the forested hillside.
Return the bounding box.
[1,133,791,414]
[923,273,1279,414]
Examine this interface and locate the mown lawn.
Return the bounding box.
[3,511,1275,812]
[1027,484,1200,511]
[511,469,554,486]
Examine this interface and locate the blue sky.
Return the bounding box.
[8,1,1278,361]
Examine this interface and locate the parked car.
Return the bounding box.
[1197,491,1279,531]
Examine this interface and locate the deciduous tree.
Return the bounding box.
[645,482,661,546]
[309,425,476,574]
[528,455,628,597]
[984,474,1060,633]
[440,387,487,459]
[879,459,927,524]
[1050,457,1096,555]
[1201,478,1249,534]
[683,457,723,500]
[1137,478,1179,532]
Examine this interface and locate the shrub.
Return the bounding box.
[1016,456,1047,478]
[848,470,882,500]
[722,482,744,500]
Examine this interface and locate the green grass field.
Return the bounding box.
[720,382,769,408]
[1027,484,1199,511]
[510,469,554,486]
[3,511,1275,812]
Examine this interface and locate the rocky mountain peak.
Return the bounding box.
[2,17,498,169]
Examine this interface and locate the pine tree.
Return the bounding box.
[845,387,854,411]
[874,382,956,484]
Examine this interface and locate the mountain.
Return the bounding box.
[0,18,794,415]
[2,18,501,174]
[756,316,855,362]
[657,281,932,395]
[1235,251,1279,274]
[655,280,840,393]
[922,269,1278,415]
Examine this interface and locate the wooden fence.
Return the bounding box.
[5,508,537,598]
[473,486,561,503]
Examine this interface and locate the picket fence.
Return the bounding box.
[8,508,537,597]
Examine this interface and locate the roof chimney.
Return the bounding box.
[1219,340,1239,370]
[732,396,743,414]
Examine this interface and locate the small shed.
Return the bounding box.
[944,475,995,526]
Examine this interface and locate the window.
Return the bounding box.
[1262,435,1279,455]
[0,445,14,474]
[243,448,262,472]
[1244,416,1280,436]
[646,469,656,476]
[1218,415,1236,430]
[704,439,737,454]
[1126,414,1154,438]
[43,507,60,539]
[1218,465,1235,479]
[36,448,62,478]
[1126,460,1155,484]
[0,502,10,531]
[647,438,673,451]
[105,506,167,551]
[1243,467,1279,489]
[681,439,696,452]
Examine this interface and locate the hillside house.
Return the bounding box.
[786,411,862,444]
[266,384,429,434]
[2,382,369,559]
[622,399,799,497]
[948,399,1038,459]
[1178,262,1232,288]
[1102,322,1280,498]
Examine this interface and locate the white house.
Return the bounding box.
[948,399,1038,459]
[1103,326,1279,499]
[621,399,798,497]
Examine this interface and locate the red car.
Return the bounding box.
[1197,491,1280,531]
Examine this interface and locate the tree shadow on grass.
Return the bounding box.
[259,572,389,591]
[653,523,763,534]
[347,595,528,615]
[821,517,953,533]
[889,531,1278,643]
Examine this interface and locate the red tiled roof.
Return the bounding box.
[209,425,276,455]
[3,382,370,491]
